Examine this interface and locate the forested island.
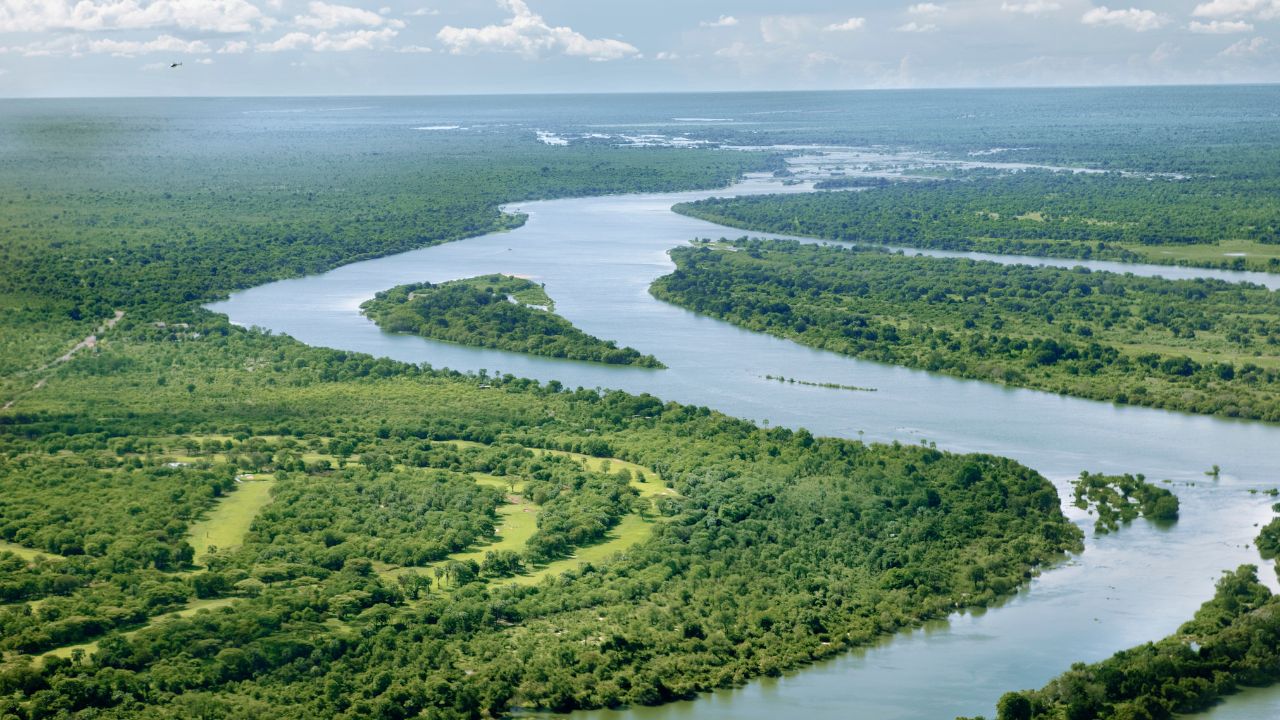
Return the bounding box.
[1071,472,1179,534]
[362,275,663,367]
[676,168,1280,273]
[650,239,1280,421]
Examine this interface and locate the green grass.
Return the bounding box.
[509,513,656,586]
[0,540,63,563]
[37,597,239,664]
[446,498,539,567]
[186,479,276,567]
[451,274,554,310]
[384,443,676,587]
[1136,239,1280,271]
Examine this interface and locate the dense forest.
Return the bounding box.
[650,239,1280,421]
[675,168,1280,273]
[0,309,1081,717]
[362,275,663,367]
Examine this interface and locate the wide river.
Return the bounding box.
[210,170,1280,719]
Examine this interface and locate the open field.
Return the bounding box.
[186,478,277,567]
[0,541,63,563]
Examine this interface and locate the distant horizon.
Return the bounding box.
[4,79,1278,102]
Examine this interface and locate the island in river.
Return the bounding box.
[362,274,665,368]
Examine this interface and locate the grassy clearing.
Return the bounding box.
[37,597,239,664]
[382,443,678,588]
[0,540,63,563]
[447,498,539,567]
[186,479,276,567]
[1136,239,1280,271]
[472,472,523,493]
[509,513,656,586]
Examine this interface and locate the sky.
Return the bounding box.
[0,0,1277,97]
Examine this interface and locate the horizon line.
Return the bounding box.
[2,80,1278,102]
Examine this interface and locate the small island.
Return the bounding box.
[362,274,665,368]
[1072,471,1179,534]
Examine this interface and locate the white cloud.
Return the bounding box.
[396,44,433,53]
[1190,19,1254,32]
[437,0,637,61]
[0,0,267,33]
[1001,1,1062,13]
[1080,6,1168,31]
[760,16,815,43]
[1147,41,1177,65]
[896,21,939,32]
[700,15,738,28]
[1192,0,1280,19]
[1220,35,1270,55]
[218,39,248,53]
[295,2,401,30]
[407,7,438,17]
[824,17,866,31]
[654,50,679,60]
[89,33,210,56]
[257,31,311,52]
[908,3,946,15]
[713,42,752,60]
[257,27,398,52]
[1,32,211,57]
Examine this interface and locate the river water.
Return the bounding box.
[210,171,1280,719]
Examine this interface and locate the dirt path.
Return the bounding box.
[2,310,124,410]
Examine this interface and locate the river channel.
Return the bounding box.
[210,169,1280,719]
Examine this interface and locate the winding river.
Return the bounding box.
[210,169,1280,719]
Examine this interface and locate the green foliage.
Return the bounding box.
[238,468,503,569]
[676,168,1280,273]
[0,117,772,382]
[518,456,638,562]
[0,454,230,567]
[1257,517,1280,558]
[0,313,1081,717]
[363,275,663,367]
[651,239,1280,420]
[13,91,1278,718]
[1071,472,1179,534]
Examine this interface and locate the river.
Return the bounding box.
[209,170,1280,719]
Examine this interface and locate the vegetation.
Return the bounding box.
[963,563,1280,720]
[362,275,663,367]
[5,89,1280,718]
[676,168,1280,273]
[1257,518,1280,558]
[0,304,1082,716]
[1071,472,1179,534]
[763,375,876,392]
[651,239,1280,420]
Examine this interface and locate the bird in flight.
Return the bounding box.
[170,62,183,69]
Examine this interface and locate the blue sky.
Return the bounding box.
[1,0,1277,97]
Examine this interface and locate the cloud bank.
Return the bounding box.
[437,0,638,61]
